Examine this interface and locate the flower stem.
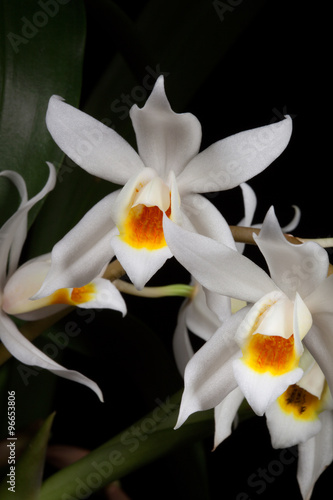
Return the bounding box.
[113,280,194,298]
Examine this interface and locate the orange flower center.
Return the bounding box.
[121,204,171,250]
[243,334,296,375]
[278,384,320,421]
[50,283,96,306]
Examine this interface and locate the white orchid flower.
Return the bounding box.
[0,165,123,401]
[163,206,333,420]
[35,76,292,296]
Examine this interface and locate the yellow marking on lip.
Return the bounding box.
[243,333,297,376]
[50,283,96,306]
[120,203,172,250]
[278,384,321,421]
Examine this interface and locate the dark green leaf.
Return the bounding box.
[0,0,86,228]
[0,413,55,500]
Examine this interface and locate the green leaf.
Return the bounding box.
[0,0,86,228]
[38,391,213,500]
[0,412,55,500]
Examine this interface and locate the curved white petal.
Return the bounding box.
[34,191,119,298]
[130,76,202,178]
[46,96,144,185]
[76,278,126,316]
[0,170,28,276]
[297,410,333,500]
[175,309,247,429]
[163,215,278,304]
[177,116,292,194]
[237,183,257,227]
[111,235,172,290]
[0,163,56,287]
[254,207,329,299]
[181,193,236,249]
[0,311,103,401]
[281,205,301,232]
[213,387,244,449]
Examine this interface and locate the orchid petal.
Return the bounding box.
[111,235,172,290]
[0,163,56,287]
[237,183,257,227]
[0,311,103,401]
[236,183,257,253]
[265,396,322,449]
[181,193,236,248]
[163,215,278,304]
[305,274,333,315]
[175,309,247,429]
[0,170,28,276]
[173,301,195,376]
[2,253,67,320]
[254,207,329,299]
[177,116,292,194]
[34,191,119,298]
[130,76,202,178]
[232,358,303,416]
[303,317,333,396]
[75,278,126,316]
[213,387,244,449]
[186,285,222,341]
[266,363,327,449]
[46,96,144,185]
[297,410,333,500]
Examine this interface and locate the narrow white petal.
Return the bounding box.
[303,319,333,397]
[214,387,244,449]
[0,170,28,276]
[0,163,56,287]
[46,96,144,184]
[177,116,292,194]
[297,411,333,500]
[236,183,257,253]
[172,301,195,376]
[254,207,329,299]
[0,312,103,401]
[163,215,277,304]
[130,76,202,178]
[175,309,247,429]
[237,183,257,227]
[34,191,119,298]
